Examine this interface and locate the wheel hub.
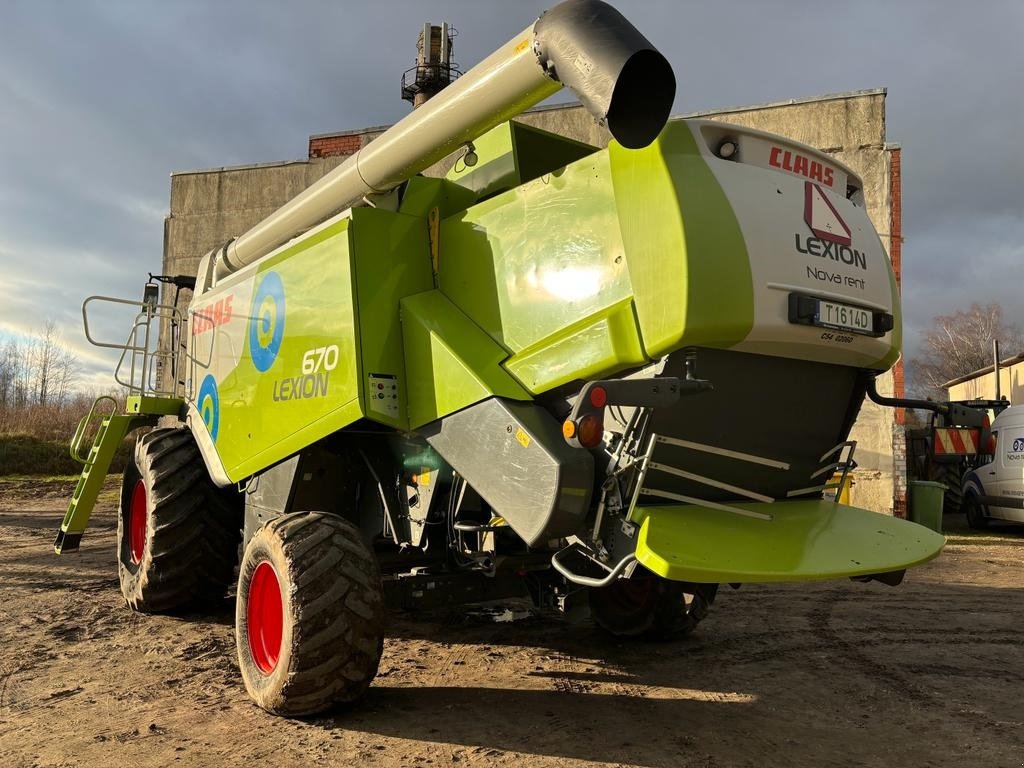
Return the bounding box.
[128,479,147,565]
[248,561,284,674]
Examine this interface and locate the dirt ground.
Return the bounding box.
[1,477,1022,768]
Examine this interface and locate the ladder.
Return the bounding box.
[53,395,179,554]
[56,286,188,554]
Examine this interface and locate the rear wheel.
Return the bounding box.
[590,569,717,640]
[236,512,386,716]
[963,493,989,531]
[117,428,242,612]
[931,463,964,514]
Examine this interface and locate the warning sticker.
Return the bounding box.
[804,181,852,245]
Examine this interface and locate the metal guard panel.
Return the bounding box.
[633,500,943,583]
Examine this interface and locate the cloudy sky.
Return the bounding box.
[1,0,1021,391]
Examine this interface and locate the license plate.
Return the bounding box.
[816,299,873,334]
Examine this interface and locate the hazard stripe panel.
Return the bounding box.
[934,427,979,455]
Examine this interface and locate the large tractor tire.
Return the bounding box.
[236,512,386,716]
[963,493,989,531]
[931,462,964,514]
[590,569,718,640]
[117,428,242,613]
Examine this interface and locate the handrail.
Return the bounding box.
[551,543,637,588]
[69,396,118,464]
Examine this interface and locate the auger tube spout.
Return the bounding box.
[210,0,674,280]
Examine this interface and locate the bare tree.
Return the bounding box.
[13,336,34,408]
[911,302,1023,397]
[0,339,16,409]
[31,320,78,406]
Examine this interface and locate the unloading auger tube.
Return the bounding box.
[207,0,675,280]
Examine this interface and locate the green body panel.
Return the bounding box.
[440,151,636,365]
[632,500,944,583]
[401,290,531,429]
[445,120,597,200]
[608,122,754,358]
[126,395,183,416]
[871,230,903,370]
[350,207,435,429]
[210,219,361,480]
[438,123,755,395]
[504,298,645,391]
[205,209,437,479]
[398,176,477,220]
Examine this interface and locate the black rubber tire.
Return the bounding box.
[931,463,964,515]
[236,512,386,716]
[590,568,718,640]
[117,428,242,613]
[963,493,989,531]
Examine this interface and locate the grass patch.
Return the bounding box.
[0,433,132,476]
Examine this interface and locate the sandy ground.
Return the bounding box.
[1,476,1023,768]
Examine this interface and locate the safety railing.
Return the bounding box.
[82,294,184,398]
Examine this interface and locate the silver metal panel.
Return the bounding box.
[423,398,594,546]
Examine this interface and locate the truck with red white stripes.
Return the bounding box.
[905,398,1008,514]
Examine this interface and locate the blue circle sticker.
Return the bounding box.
[249,271,285,372]
[197,374,220,442]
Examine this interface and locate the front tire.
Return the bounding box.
[236,512,386,716]
[590,569,717,640]
[117,428,242,612]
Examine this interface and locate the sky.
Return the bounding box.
[0,0,1021,392]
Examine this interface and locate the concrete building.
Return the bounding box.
[945,354,1024,403]
[161,88,907,515]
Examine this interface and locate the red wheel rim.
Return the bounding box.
[247,561,283,674]
[128,479,147,565]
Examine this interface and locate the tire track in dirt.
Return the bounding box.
[807,588,934,705]
[425,637,471,764]
[805,584,1024,748]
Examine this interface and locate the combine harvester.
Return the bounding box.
[56,0,942,715]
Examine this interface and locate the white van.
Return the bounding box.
[962,406,1024,528]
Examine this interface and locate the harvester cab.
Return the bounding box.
[57,0,943,717]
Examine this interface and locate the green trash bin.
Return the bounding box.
[909,480,945,533]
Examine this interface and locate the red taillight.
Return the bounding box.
[589,386,608,409]
[577,414,604,448]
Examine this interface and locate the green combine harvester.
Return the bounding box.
[57,0,942,716]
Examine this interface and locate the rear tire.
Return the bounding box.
[117,428,242,613]
[590,569,717,640]
[931,463,964,514]
[236,512,386,716]
[963,493,989,531]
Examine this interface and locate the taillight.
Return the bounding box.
[576,414,604,448]
[589,386,608,409]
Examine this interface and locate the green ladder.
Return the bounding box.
[54,395,181,554]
